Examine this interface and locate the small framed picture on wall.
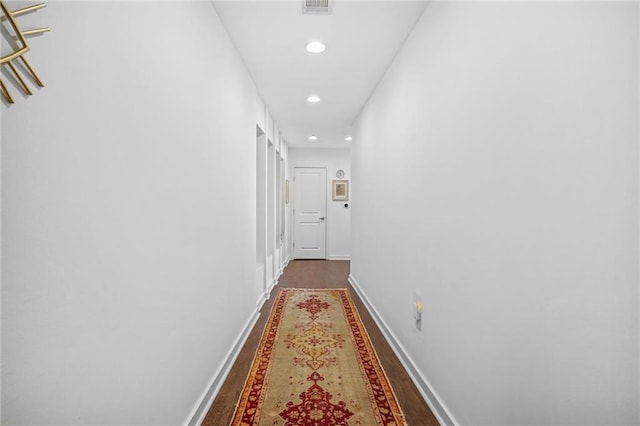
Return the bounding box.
[332,180,349,201]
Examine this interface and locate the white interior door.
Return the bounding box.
[293,167,327,259]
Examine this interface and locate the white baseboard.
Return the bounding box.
[256,264,266,307]
[279,256,291,276]
[256,291,268,307]
[262,257,290,304]
[275,263,284,281]
[267,278,277,293]
[348,274,457,426]
[266,255,273,291]
[184,307,261,426]
[327,255,351,261]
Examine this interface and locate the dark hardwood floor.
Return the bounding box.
[203,260,439,426]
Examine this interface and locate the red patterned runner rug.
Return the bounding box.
[230,288,406,425]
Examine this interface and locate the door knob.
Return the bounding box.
[319,217,325,221]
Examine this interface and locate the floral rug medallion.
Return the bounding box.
[230,288,406,426]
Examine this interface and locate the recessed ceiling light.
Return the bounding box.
[306,41,326,53]
[308,134,318,141]
[345,136,353,141]
[307,95,321,103]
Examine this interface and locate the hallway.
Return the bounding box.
[203,260,438,425]
[2,1,638,425]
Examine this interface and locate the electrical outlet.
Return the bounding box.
[413,291,422,323]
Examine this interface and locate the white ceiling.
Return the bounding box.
[213,1,429,148]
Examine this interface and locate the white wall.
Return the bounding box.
[351,2,639,425]
[2,2,269,424]
[289,148,351,259]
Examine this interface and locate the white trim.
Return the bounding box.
[256,291,268,308]
[265,255,274,296]
[327,255,351,261]
[183,307,262,426]
[348,274,458,426]
[255,263,266,307]
[274,254,289,281]
[279,256,291,276]
[267,277,277,293]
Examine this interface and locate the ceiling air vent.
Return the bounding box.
[302,0,332,15]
